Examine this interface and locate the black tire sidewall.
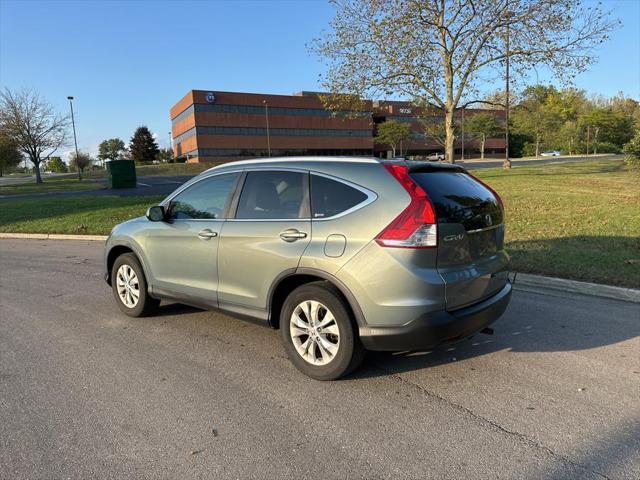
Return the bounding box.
[280,283,357,381]
[111,253,156,317]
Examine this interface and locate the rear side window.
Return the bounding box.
[236,171,307,219]
[311,175,368,218]
[168,172,239,220]
[410,171,502,225]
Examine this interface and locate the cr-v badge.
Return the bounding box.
[444,233,465,242]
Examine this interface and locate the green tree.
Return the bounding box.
[623,130,640,172]
[375,120,412,158]
[0,133,22,176]
[511,86,563,157]
[158,147,174,163]
[312,0,617,165]
[98,138,126,165]
[47,156,68,173]
[465,113,502,159]
[579,108,635,153]
[129,126,159,164]
[558,121,581,155]
[69,151,92,176]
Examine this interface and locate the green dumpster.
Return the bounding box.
[106,160,136,188]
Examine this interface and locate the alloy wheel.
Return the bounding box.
[290,300,340,366]
[116,264,140,308]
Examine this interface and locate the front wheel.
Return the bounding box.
[111,253,160,317]
[280,283,364,380]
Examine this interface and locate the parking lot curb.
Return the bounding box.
[0,233,637,302]
[515,272,640,304]
[0,232,107,241]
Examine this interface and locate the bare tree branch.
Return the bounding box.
[311,0,619,163]
[0,88,69,183]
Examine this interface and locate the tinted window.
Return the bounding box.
[168,173,239,220]
[410,171,502,227]
[236,171,306,219]
[311,175,368,218]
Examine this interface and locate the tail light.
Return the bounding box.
[375,164,437,248]
[466,171,504,210]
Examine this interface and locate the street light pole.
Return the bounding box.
[461,107,465,161]
[263,100,271,157]
[503,7,512,169]
[67,96,81,180]
[168,131,173,161]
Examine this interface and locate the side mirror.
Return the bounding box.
[146,205,166,222]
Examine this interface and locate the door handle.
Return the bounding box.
[279,229,307,242]
[197,229,218,240]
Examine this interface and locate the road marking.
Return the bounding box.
[137,182,151,187]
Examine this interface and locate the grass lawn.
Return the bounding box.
[0,159,638,287]
[0,176,105,195]
[0,196,163,235]
[472,159,639,288]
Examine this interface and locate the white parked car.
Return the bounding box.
[426,152,445,161]
[540,151,561,157]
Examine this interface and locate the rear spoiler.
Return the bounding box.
[404,161,466,173]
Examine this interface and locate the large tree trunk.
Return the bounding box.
[444,108,455,163]
[481,134,486,159]
[535,134,540,158]
[33,159,42,183]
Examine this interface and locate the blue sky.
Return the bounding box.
[1,0,638,159]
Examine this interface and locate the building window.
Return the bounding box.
[172,103,370,124]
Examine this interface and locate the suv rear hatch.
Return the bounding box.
[408,163,509,310]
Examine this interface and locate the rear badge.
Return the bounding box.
[444,233,465,242]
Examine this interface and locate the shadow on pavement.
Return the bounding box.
[523,419,640,480]
[153,303,203,317]
[350,290,640,380]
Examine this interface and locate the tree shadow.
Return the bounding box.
[506,236,640,289]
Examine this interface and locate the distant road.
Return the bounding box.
[0,154,621,200]
[0,175,192,200]
[0,172,76,187]
[459,153,620,169]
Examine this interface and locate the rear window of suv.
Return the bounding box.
[311,174,368,218]
[410,171,502,226]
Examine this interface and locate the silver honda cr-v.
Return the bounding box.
[104,157,511,380]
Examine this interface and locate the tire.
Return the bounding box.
[111,253,160,317]
[280,282,365,380]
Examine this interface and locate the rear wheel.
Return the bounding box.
[280,282,364,380]
[111,253,159,317]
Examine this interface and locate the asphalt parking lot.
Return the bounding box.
[1,239,638,479]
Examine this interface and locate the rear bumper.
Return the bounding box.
[359,282,512,351]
